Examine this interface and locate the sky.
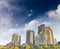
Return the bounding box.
[0,0,60,45]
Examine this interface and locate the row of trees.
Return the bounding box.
[25,45,60,49]
[0,46,19,49]
[0,45,60,49]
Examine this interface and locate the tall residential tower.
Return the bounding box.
[26,30,35,45]
[35,24,56,45]
[12,33,21,46]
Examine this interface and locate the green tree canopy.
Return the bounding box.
[25,45,30,49]
[36,45,43,49]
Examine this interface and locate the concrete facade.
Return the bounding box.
[35,24,56,45]
[12,33,21,46]
[26,30,35,45]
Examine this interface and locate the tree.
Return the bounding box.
[30,46,34,49]
[36,45,43,49]
[44,45,49,49]
[25,45,30,49]
[52,46,58,49]
[10,46,14,49]
[14,46,19,49]
[58,45,60,49]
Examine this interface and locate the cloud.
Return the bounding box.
[0,1,12,33]
[2,20,39,45]
[0,0,12,32]
[0,0,13,45]
[0,19,52,45]
[25,20,39,30]
[46,4,60,42]
[0,20,38,45]
[0,0,8,5]
[41,21,51,26]
[0,0,28,45]
[27,10,33,17]
[47,4,60,20]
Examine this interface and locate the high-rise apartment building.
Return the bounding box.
[26,30,35,45]
[12,33,21,46]
[35,24,56,45]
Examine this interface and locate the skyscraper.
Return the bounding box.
[38,24,45,34]
[35,24,56,45]
[26,30,35,45]
[35,34,44,45]
[12,33,21,46]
